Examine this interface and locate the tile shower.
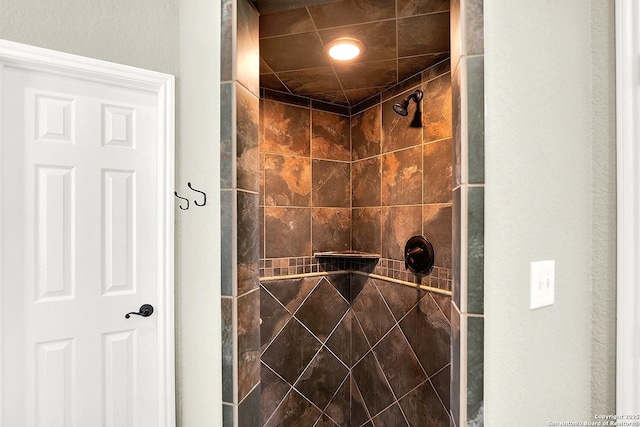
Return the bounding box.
[259,61,453,426]
[220,0,485,426]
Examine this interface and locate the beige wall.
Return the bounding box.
[0,1,223,425]
[484,0,616,423]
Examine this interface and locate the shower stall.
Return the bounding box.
[219,0,485,426]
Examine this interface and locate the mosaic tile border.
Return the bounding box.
[260,256,451,292]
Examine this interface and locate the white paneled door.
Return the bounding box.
[0,42,175,426]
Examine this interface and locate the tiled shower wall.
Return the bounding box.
[259,60,453,291]
[258,61,454,426]
[450,0,485,426]
[220,0,262,425]
[261,273,451,426]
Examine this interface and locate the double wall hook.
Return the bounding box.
[174,182,207,211]
[188,182,206,207]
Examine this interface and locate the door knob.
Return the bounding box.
[125,304,154,319]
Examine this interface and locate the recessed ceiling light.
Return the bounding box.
[325,38,365,61]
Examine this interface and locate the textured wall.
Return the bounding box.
[589,0,616,416]
[484,0,615,423]
[0,0,179,75]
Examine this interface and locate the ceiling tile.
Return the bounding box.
[397,0,450,17]
[397,53,449,81]
[260,73,290,92]
[260,58,273,74]
[259,8,316,38]
[276,68,343,94]
[252,0,340,15]
[334,60,397,90]
[319,20,397,63]
[307,0,395,29]
[345,87,387,106]
[397,12,450,57]
[261,32,330,72]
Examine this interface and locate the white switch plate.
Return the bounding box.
[530,260,555,309]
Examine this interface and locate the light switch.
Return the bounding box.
[530,260,555,309]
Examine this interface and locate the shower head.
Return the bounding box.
[392,89,424,117]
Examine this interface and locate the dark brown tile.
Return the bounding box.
[372,404,409,427]
[422,58,451,82]
[352,105,381,161]
[423,138,453,204]
[315,415,340,427]
[397,0,449,17]
[373,326,427,397]
[220,83,233,189]
[262,89,311,108]
[261,364,291,424]
[311,99,350,116]
[398,53,449,85]
[318,21,397,63]
[397,12,450,57]
[264,388,322,427]
[350,375,372,426]
[260,73,289,92]
[264,207,311,258]
[264,154,311,207]
[382,90,422,153]
[312,160,350,207]
[312,208,351,253]
[375,279,424,321]
[262,318,322,385]
[237,383,260,426]
[259,7,315,38]
[334,60,397,90]
[307,0,395,29]
[261,32,330,72]
[312,110,350,161]
[399,294,450,377]
[276,67,343,95]
[422,72,452,142]
[422,204,452,269]
[432,293,452,323]
[305,91,350,106]
[382,146,422,206]
[352,208,382,255]
[237,192,260,296]
[261,99,310,156]
[381,73,423,101]
[221,297,233,403]
[260,285,292,351]
[352,93,382,115]
[352,280,395,346]
[295,346,349,410]
[262,277,319,314]
[351,312,371,367]
[346,88,385,107]
[382,206,422,260]
[352,157,381,207]
[431,364,451,411]
[326,310,352,366]
[326,273,351,303]
[295,278,350,342]
[352,352,395,418]
[398,380,450,427]
[237,290,260,401]
[220,191,233,296]
[324,375,350,426]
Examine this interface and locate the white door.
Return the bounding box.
[0,43,175,427]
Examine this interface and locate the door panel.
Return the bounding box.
[2,65,162,426]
